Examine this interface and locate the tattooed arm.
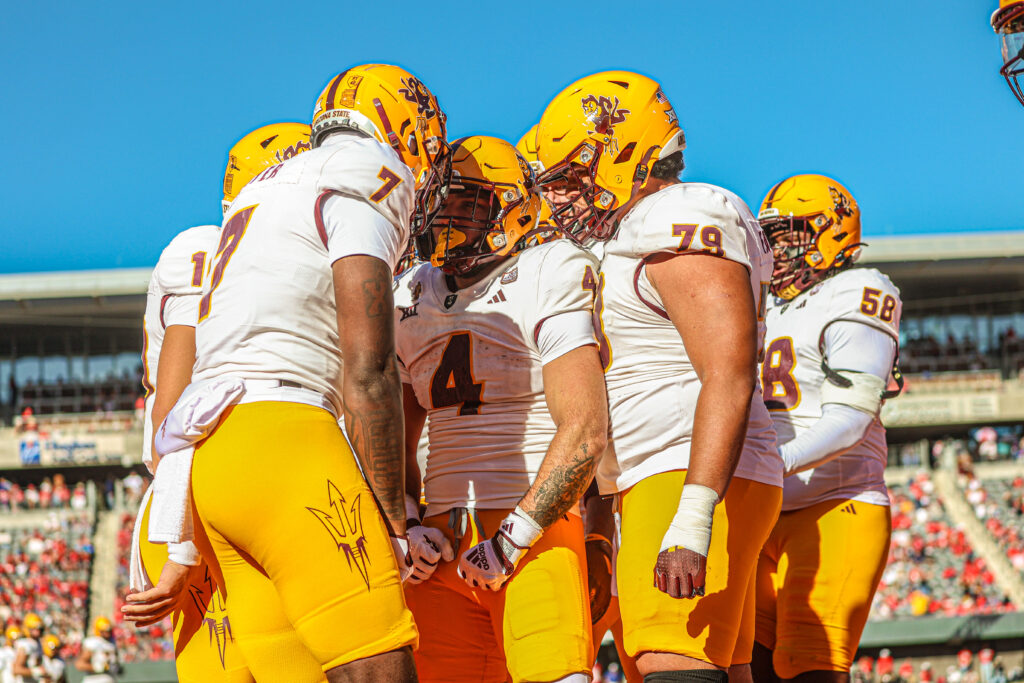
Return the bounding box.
[333,255,407,535]
[518,343,608,529]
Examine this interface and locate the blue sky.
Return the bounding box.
[1,0,1020,273]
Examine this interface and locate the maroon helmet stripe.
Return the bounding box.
[324,72,346,107]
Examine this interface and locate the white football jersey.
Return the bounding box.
[13,638,41,682]
[80,636,117,676]
[42,656,64,682]
[597,182,781,494]
[763,268,901,510]
[193,131,414,412]
[0,645,15,683]
[395,240,599,516]
[141,225,219,471]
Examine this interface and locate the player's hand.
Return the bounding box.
[406,523,454,584]
[123,560,190,627]
[390,534,414,582]
[654,546,707,598]
[585,536,613,623]
[458,507,543,591]
[654,483,717,599]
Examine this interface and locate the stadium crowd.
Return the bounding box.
[900,327,1024,375]
[852,648,1024,683]
[872,473,1016,619]
[0,512,94,659]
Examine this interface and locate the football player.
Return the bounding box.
[122,123,321,682]
[11,613,45,682]
[41,635,64,683]
[519,121,639,681]
[1,626,21,683]
[396,135,607,682]
[159,64,448,682]
[75,618,120,683]
[752,175,901,683]
[534,71,783,683]
[993,0,1024,107]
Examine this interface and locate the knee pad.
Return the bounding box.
[645,669,729,683]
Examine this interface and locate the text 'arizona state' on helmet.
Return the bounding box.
[416,135,542,277]
[312,64,451,231]
[535,70,686,243]
[993,0,1024,107]
[222,123,311,213]
[759,174,863,300]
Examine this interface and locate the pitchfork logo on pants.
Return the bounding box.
[307,480,371,590]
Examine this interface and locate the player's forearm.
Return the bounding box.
[685,373,754,498]
[781,403,873,476]
[583,481,615,542]
[342,360,407,534]
[519,420,605,530]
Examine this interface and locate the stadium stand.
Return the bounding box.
[874,473,1016,619]
[0,510,95,660]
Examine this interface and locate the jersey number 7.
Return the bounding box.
[198,205,257,321]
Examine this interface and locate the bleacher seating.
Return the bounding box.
[0,512,94,659]
[872,473,1017,619]
[976,476,1024,572]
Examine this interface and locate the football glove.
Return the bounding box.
[390,534,413,582]
[406,523,454,584]
[655,484,717,599]
[458,506,542,591]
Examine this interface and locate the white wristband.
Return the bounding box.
[501,506,544,549]
[405,494,421,522]
[660,484,718,558]
[167,540,201,567]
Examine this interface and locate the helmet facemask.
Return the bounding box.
[411,128,453,235]
[536,142,618,244]
[998,6,1024,107]
[416,175,531,277]
[761,216,824,300]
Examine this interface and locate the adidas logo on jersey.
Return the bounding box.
[486,290,507,304]
[840,503,857,515]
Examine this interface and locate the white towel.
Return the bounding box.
[148,378,245,545]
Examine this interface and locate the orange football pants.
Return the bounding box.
[755,498,891,679]
[405,509,592,683]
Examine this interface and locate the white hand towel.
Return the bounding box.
[149,378,245,545]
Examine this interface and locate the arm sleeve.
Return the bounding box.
[779,321,897,475]
[161,294,200,328]
[824,319,898,377]
[321,194,405,271]
[536,310,597,365]
[779,403,874,475]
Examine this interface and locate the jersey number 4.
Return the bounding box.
[430,332,484,415]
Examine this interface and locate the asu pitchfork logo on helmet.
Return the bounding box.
[758,173,863,300]
[415,135,543,277]
[992,0,1024,106]
[535,70,686,243]
[222,122,311,213]
[311,64,451,231]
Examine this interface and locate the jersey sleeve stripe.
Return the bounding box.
[633,260,669,320]
[313,190,336,249]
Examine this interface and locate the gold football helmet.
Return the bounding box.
[416,135,542,276]
[23,613,42,633]
[223,123,311,213]
[312,64,450,230]
[5,625,20,644]
[42,634,61,658]
[535,70,685,243]
[93,616,113,637]
[515,123,556,242]
[759,174,862,300]
[993,0,1024,106]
